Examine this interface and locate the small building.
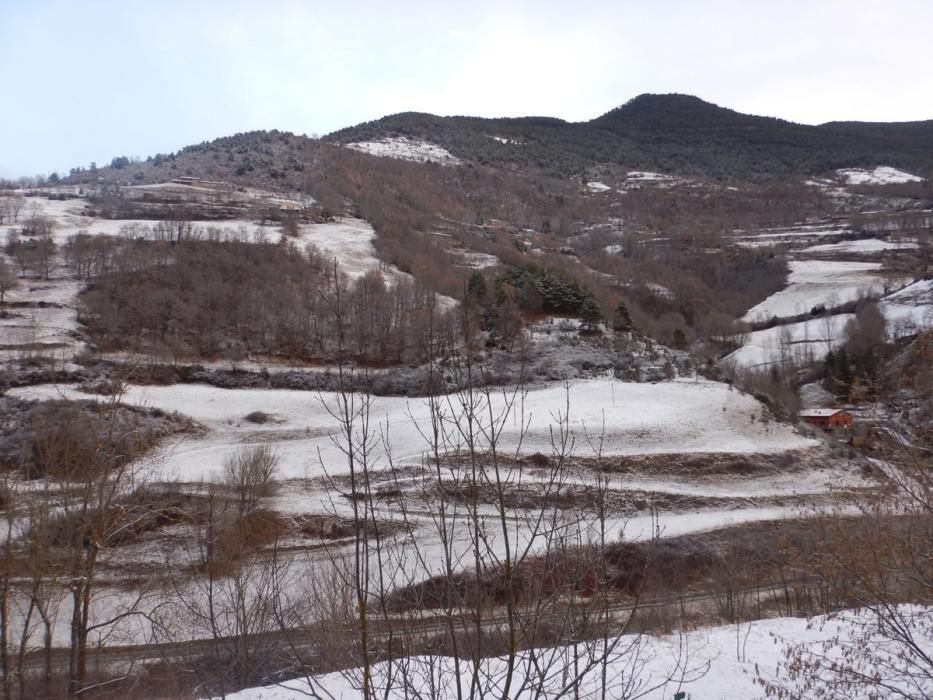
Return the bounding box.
[799,408,853,430]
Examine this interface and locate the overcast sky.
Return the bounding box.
[2,0,931,177]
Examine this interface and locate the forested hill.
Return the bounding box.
[324,93,933,181]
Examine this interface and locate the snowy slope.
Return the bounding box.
[802,237,918,254]
[836,166,925,185]
[725,314,854,369]
[346,137,462,165]
[225,606,933,699]
[11,378,817,483]
[742,260,896,322]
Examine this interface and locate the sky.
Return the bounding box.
[1,0,931,177]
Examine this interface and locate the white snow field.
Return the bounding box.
[726,280,933,369]
[836,166,925,185]
[225,606,933,699]
[0,195,282,248]
[882,279,933,335]
[724,314,854,369]
[10,378,817,483]
[345,137,462,165]
[586,181,611,192]
[801,237,918,254]
[732,224,853,247]
[742,260,898,322]
[296,217,401,281]
[625,171,676,182]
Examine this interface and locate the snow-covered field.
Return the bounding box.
[456,250,499,269]
[882,279,933,336]
[742,260,899,322]
[10,378,817,483]
[727,280,933,368]
[836,165,925,185]
[296,217,402,281]
[345,137,462,165]
[226,606,933,699]
[733,224,853,248]
[725,314,853,369]
[801,237,918,254]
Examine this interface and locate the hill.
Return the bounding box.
[325,93,933,181]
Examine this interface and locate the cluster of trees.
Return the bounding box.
[77,233,455,365]
[326,94,933,181]
[823,303,888,400]
[462,265,606,346]
[0,195,26,225]
[4,232,57,281]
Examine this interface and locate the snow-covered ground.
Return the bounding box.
[724,314,854,369]
[625,171,676,182]
[345,137,462,166]
[801,237,918,254]
[0,194,288,248]
[882,279,933,336]
[456,250,499,269]
[733,224,853,248]
[586,181,611,192]
[226,606,933,699]
[742,260,901,322]
[10,378,817,483]
[296,217,403,281]
[0,275,86,362]
[836,166,925,185]
[727,280,933,368]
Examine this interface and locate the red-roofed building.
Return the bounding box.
[799,408,853,430]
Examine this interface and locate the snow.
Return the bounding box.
[733,225,853,247]
[884,278,933,305]
[728,280,933,368]
[799,408,844,418]
[742,260,897,322]
[801,237,918,254]
[724,314,853,369]
[881,279,933,336]
[225,606,933,699]
[488,135,523,145]
[296,217,403,281]
[626,171,676,182]
[586,181,611,192]
[836,166,925,185]
[10,378,817,484]
[456,251,499,269]
[345,137,462,166]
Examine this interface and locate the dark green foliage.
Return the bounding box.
[326,94,933,182]
[671,328,688,350]
[465,271,488,306]
[579,298,603,331]
[495,264,592,315]
[612,300,633,332]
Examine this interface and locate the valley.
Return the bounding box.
[0,95,931,698]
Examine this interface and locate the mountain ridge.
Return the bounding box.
[322,93,933,181]
[56,94,933,188]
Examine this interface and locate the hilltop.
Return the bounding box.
[55,94,933,189]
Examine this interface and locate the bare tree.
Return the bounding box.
[224,445,279,516]
[0,257,17,304]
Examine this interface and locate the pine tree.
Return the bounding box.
[612,300,633,332]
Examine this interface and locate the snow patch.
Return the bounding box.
[11,378,817,484]
[226,606,933,700]
[802,238,918,254]
[742,260,899,322]
[345,137,461,165]
[836,166,924,185]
